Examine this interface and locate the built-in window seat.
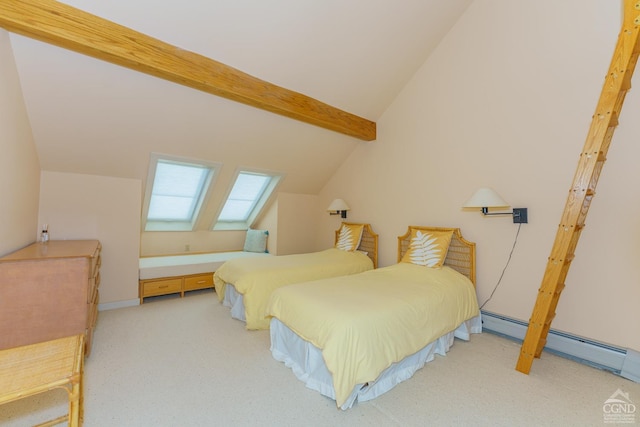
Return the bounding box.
[138,251,270,303]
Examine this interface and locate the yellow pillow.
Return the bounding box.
[335,223,364,252]
[401,229,453,268]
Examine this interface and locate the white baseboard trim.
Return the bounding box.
[481,310,639,383]
[98,298,140,311]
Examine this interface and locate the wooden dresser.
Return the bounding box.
[0,240,101,356]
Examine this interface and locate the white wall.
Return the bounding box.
[38,171,141,304]
[275,193,321,255]
[319,0,640,352]
[140,230,247,257]
[0,30,40,256]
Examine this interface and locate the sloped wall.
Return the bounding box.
[0,30,40,256]
[319,0,640,352]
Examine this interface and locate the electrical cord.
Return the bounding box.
[479,222,522,310]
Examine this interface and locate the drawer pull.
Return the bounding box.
[159,285,169,289]
[197,280,206,284]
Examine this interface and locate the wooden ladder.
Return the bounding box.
[516,1,640,375]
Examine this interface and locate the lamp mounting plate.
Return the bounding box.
[513,208,528,224]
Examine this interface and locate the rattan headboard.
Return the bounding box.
[397,226,476,285]
[334,222,378,268]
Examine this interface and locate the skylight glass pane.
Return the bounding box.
[148,161,209,221]
[218,173,270,221]
[148,196,194,220]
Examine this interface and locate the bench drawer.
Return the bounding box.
[184,273,213,291]
[141,278,182,297]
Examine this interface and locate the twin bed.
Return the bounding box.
[212,223,480,409]
[213,222,378,330]
[266,226,481,409]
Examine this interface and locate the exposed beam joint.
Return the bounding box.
[0,0,376,141]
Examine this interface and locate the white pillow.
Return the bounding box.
[244,229,269,253]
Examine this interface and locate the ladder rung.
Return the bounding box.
[558,223,584,232]
[536,286,564,299]
[546,256,574,266]
[534,339,546,357]
[538,279,563,291]
[543,315,555,328]
[621,78,632,90]
[579,151,607,163]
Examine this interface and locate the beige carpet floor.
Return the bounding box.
[1,290,638,427]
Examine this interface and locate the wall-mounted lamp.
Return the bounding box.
[327,198,350,219]
[463,187,528,223]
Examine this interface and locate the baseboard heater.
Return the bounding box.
[481,310,640,383]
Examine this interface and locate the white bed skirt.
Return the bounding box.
[270,314,482,410]
[222,283,246,322]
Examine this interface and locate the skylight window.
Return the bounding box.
[214,170,282,230]
[148,161,209,221]
[143,154,219,231]
[218,173,270,221]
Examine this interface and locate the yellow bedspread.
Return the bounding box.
[214,248,373,330]
[266,262,479,408]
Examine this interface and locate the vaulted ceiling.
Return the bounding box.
[4,0,472,196]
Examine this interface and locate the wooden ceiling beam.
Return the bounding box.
[0,0,376,141]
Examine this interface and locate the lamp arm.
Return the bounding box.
[329,210,348,219]
[481,207,512,215]
[481,210,513,216]
[481,207,528,223]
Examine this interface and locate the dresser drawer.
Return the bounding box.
[89,244,101,277]
[184,273,213,291]
[141,277,182,297]
[88,272,100,304]
[86,291,99,356]
[88,290,99,329]
[88,279,99,314]
[90,253,101,277]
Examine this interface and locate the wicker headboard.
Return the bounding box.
[334,222,378,268]
[397,226,476,286]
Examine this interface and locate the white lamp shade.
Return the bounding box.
[327,198,350,212]
[463,188,510,208]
